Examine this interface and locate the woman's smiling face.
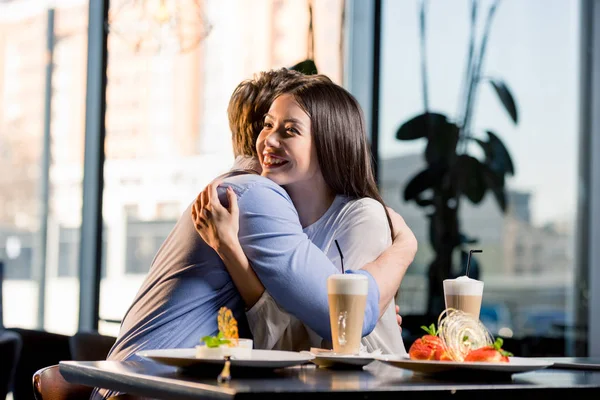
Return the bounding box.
[257,94,322,188]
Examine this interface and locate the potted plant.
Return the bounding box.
[396,0,518,317]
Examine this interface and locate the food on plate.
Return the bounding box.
[409,308,513,363]
[408,324,452,361]
[464,338,513,363]
[196,307,252,359]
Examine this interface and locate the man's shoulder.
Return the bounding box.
[220,173,292,205]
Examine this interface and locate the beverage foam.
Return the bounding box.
[327,274,368,295]
[443,275,484,296]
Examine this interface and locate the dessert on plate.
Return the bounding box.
[408,308,513,363]
[195,307,253,359]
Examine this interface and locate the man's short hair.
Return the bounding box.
[227,68,308,158]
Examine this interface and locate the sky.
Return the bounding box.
[379,0,580,227]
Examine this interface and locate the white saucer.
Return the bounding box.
[305,350,376,368]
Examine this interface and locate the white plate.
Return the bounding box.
[305,351,376,368]
[137,348,314,369]
[375,355,554,375]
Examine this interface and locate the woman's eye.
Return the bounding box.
[286,127,298,134]
[263,122,273,128]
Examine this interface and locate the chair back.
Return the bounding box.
[69,331,116,361]
[0,330,21,400]
[32,365,92,400]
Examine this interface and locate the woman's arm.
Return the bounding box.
[192,181,304,349]
[362,207,417,317]
[191,182,264,308]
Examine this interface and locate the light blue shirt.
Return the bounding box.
[105,174,380,363]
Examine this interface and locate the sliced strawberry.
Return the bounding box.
[464,338,512,363]
[408,338,437,360]
[434,347,453,361]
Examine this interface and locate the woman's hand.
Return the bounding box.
[191,182,239,254]
[191,182,265,308]
[396,304,403,335]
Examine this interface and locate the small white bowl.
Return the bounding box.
[195,338,253,359]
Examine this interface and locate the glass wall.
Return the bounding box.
[0,0,89,334]
[97,0,346,336]
[379,0,581,354]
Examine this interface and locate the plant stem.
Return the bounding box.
[457,0,478,125]
[307,0,314,59]
[419,0,429,112]
[459,0,500,153]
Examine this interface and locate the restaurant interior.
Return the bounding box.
[1,0,600,399]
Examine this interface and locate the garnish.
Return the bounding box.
[201,307,239,348]
[492,338,514,357]
[420,323,438,336]
[202,331,231,348]
[218,307,239,345]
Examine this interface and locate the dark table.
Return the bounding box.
[59,359,600,399]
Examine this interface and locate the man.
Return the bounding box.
[105,68,417,364]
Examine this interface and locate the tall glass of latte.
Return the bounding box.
[443,276,484,318]
[327,274,368,355]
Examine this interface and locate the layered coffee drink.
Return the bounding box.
[327,274,368,355]
[443,276,484,318]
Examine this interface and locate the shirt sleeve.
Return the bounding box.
[245,291,291,349]
[233,181,380,341]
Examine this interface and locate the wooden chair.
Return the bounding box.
[31,331,116,400]
[32,365,92,400]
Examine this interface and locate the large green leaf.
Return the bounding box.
[472,131,515,176]
[481,163,507,212]
[454,155,486,204]
[403,167,444,202]
[396,112,450,141]
[425,122,459,165]
[290,59,318,75]
[489,79,518,124]
[486,131,515,176]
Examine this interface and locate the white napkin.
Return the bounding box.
[357,344,382,357]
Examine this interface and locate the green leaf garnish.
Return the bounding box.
[492,337,504,350]
[421,323,438,336]
[462,335,469,342]
[492,337,512,356]
[201,334,231,348]
[500,349,513,357]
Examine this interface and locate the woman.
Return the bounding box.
[192,77,405,354]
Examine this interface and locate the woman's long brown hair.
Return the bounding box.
[285,78,394,239]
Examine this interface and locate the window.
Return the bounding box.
[98,0,346,336]
[379,0,580,353]
[0,1,89,334]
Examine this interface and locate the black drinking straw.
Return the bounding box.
[334,239,345,274]
[466,249,483,277]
